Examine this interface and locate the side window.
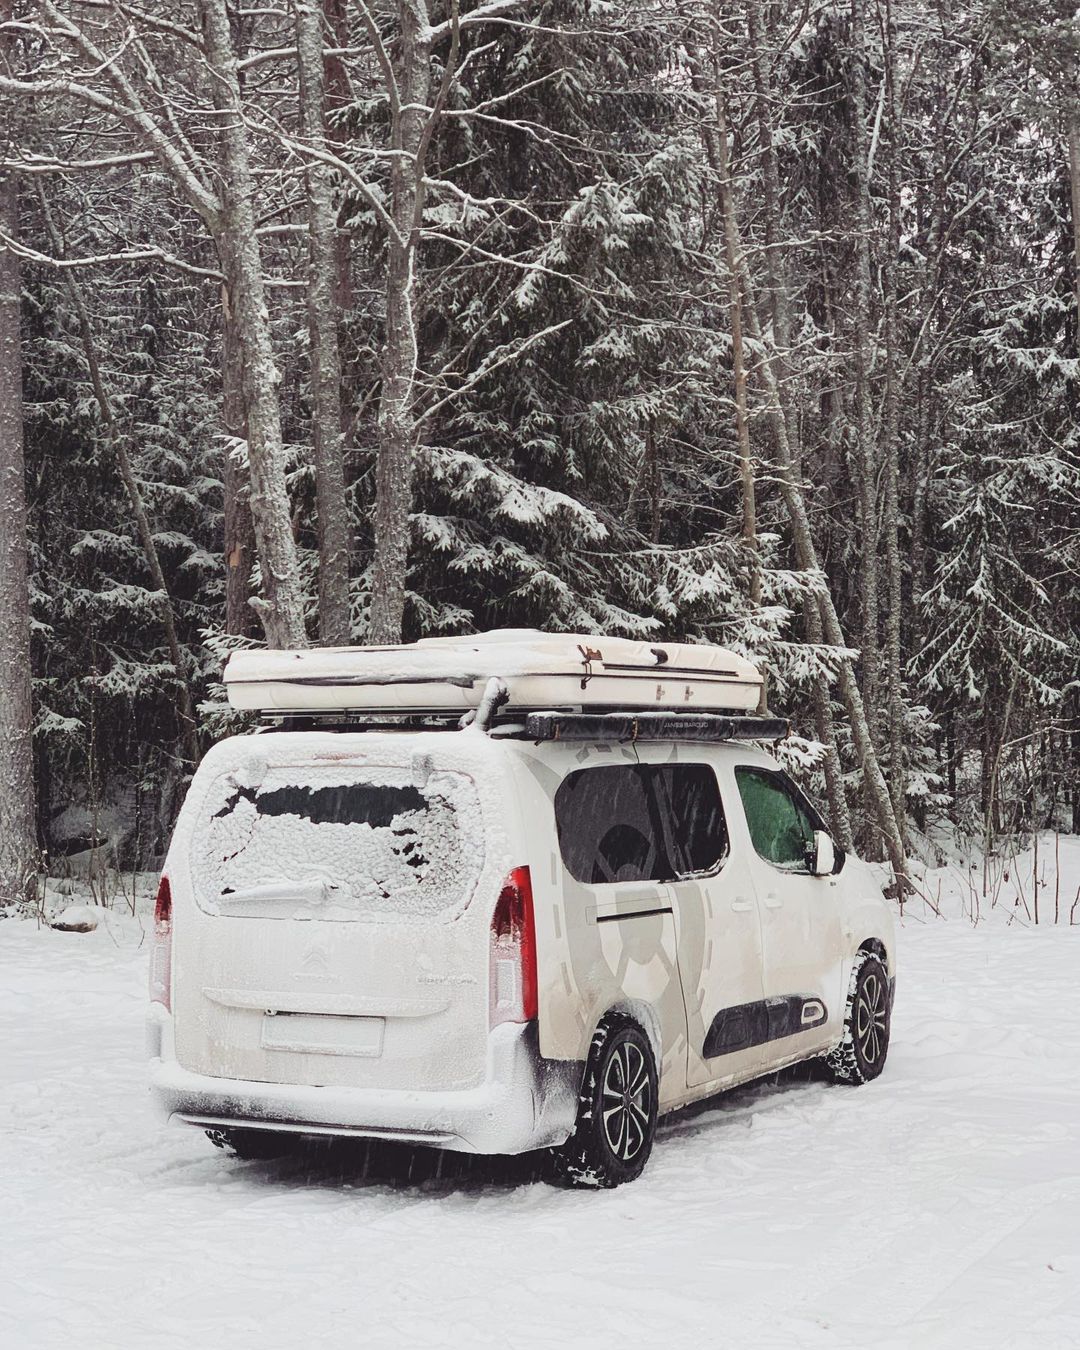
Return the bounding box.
[554,764,727,884]
[652,764,729,877]
[555,765,671,884]
[735,766,816,873]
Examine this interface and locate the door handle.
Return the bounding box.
[730,897,754,913]
[762,893,783,910]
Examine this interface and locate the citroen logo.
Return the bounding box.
[294,939,336,982]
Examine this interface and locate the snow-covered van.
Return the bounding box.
[148,631,895,1187]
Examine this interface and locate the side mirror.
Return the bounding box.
[810,830,835,877]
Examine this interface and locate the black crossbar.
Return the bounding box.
[523,711,790,744]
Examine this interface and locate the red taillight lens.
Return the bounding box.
[149,875,172,1011]
[489,866,537,1026]
[153,874,172,926]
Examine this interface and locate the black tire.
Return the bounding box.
[205,1127,300,1160]
[551,1014,659,1188]
[825,952,891,1084]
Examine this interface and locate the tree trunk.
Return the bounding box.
[908,366,931,652]
[642,426,662,544]
[1068,110,1080,340]
[736,265,907,888]
[0,157,38,910]
[715,84,761,612]
[697,50,905,882]
[295,0,350,645]
[745,0,798,458]
[200,0,308,649]
[880,0,905,837]
[806,603,855,850]
[367,3,434,645]
[908,8,951,659]
[322,0,354,317]
[848,0,881,732]
[221,282,258,638]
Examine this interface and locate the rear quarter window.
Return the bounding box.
[554,763,727,885]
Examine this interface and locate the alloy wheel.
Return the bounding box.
[601,1039,652,1162]
[856,969,888,1066]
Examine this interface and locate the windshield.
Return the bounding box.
[192,762,483,920]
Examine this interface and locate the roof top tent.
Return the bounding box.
[224,630,776,739]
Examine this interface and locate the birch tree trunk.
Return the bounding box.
[295,0,350,645]
[199,0,308,649]
[0,153,38,910]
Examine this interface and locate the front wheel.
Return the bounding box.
[550,1014,659,1188]
[824,951,891,1084]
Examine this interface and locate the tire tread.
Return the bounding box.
[550,1013,658,1189]
[825,951,890,1085]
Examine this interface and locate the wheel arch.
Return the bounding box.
[855,936,890,973]
[592,999,663,1072]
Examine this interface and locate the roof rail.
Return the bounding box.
[523,711,789,744]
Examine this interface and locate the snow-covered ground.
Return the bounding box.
[3,847,1079,1350]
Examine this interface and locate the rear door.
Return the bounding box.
[731,763,843,1059]
[655,761,767,1090]
[171,748,500,1093]
[549,757,766,1100]
[550,761,688,1105]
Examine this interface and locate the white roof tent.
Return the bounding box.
[224,630,788,744]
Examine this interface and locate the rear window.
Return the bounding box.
[192,763,483,920]
[554,763,727,885]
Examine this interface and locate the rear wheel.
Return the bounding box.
[825,952,891,1084]
[205,1127,301,1160]
[551,1014,658,1188]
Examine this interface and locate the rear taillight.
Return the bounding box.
[489,866,538,1027]
[149,875,172,1011]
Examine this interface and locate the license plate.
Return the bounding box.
[260,1012,385,1057]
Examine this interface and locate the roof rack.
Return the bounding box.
[256,704,789,745]
[522,711,789,744]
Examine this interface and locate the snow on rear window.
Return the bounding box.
[192,763,483,920]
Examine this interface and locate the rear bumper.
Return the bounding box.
[147,1009,579,1156]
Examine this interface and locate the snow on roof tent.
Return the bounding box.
[224,629,766,718]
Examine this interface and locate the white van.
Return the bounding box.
[148,632,895,1187]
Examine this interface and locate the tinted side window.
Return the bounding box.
[555,764,727,885]
[653,765,729,876]
[735,767,815,872]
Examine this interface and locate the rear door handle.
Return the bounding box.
[730,897,754,913]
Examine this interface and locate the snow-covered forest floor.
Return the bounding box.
[3,839,1079,1350]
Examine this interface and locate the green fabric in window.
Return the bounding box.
[736,768,813,871]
